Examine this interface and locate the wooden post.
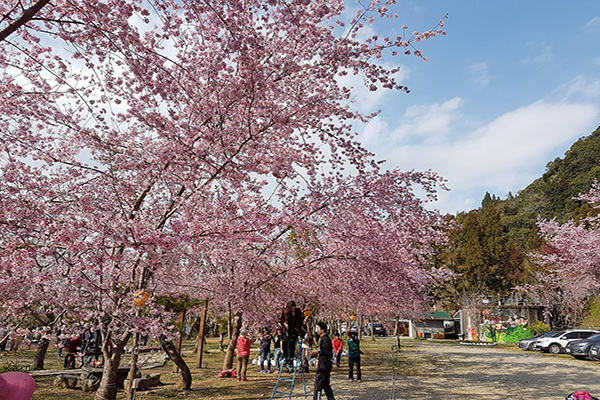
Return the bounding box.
[173,309,186,373]
[196,299,209,368]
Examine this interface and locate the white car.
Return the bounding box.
[533,329,600,354]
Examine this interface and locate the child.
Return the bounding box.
[259,327,272,373]
[236,330,253,381]
[347,331,362,382]
[332,332,343,367]
[273,328,283,372]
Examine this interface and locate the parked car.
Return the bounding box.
[588,343,600,361]
[565,333,600,359]
[533,329,600,354]
[364,323,387,337]
[341,322,359,334]
[518,331,563,351]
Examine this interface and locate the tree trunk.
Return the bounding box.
[173,309,186,373]
[370,318,375,341]
[31,337,49,370]
[227,303,233,341]
[219,332,225,352]
[160,336,192,390]
[222,311,242,371]
[196,299,208,368]
[125,333,139,400]
[95,332,131,400]
[358,316,363,340]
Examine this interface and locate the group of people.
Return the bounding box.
[235,301,305,381]
[234,301,363,400]
[60,327,102,368]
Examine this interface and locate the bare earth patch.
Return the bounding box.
[294,338,600,400]
[20,337,600,399]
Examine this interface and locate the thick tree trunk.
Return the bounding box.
[31,337,49,370]
[160,336,192,390]
[95,332,131,400]
[222,311,242,371]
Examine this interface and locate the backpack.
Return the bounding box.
[566,391,599,400]
[218,369,237,378]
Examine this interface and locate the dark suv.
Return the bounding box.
[365,323,387,337]
[565,333,600,359]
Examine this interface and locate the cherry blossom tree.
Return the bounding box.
[529,183,600,325]
[1,0,448,398]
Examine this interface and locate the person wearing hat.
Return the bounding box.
[0,372,35,400]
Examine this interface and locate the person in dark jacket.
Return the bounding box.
[347,331,362,382]
[259,327,272,373]
[280,301,303,366]
[313,321,335,400]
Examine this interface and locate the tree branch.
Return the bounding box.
[0,0,52,42]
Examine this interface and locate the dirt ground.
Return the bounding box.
[295,338,600,400]
[15,337,600,399]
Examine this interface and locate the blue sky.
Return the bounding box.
[345,0,600,214]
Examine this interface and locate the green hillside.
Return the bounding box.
[433,126,600,311]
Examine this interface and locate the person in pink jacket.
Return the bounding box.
[236,330,254,381]
[332,333,344,367]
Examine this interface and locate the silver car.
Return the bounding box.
[533,330,600,354]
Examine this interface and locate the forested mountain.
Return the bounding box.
[433,126,600,311]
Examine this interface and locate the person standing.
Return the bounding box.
[236,330,253,381]
[64,335,82,369]
[313,322,335,400]
[259,327,272,373]
[332,333,343,367]
[347,331,362,382]
[273,328,283,373]
[280,301,304,366]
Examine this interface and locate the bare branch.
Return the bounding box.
[0,0,52,42]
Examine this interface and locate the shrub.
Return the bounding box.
[0,360,24,373]
[529,321,550,336]
[503,327,531,343]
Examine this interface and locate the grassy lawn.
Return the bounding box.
[0,336,403,400]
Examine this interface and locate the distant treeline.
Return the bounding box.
[432,126,600,313]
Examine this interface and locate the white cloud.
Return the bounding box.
[381,101,598,214]
[390,97,462,142]
[519,43,554,66]
[468,62,491,88]
[360,116,388,147]
[557,75,600,99]
[335,65,409,111]
[585,17,600,32]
